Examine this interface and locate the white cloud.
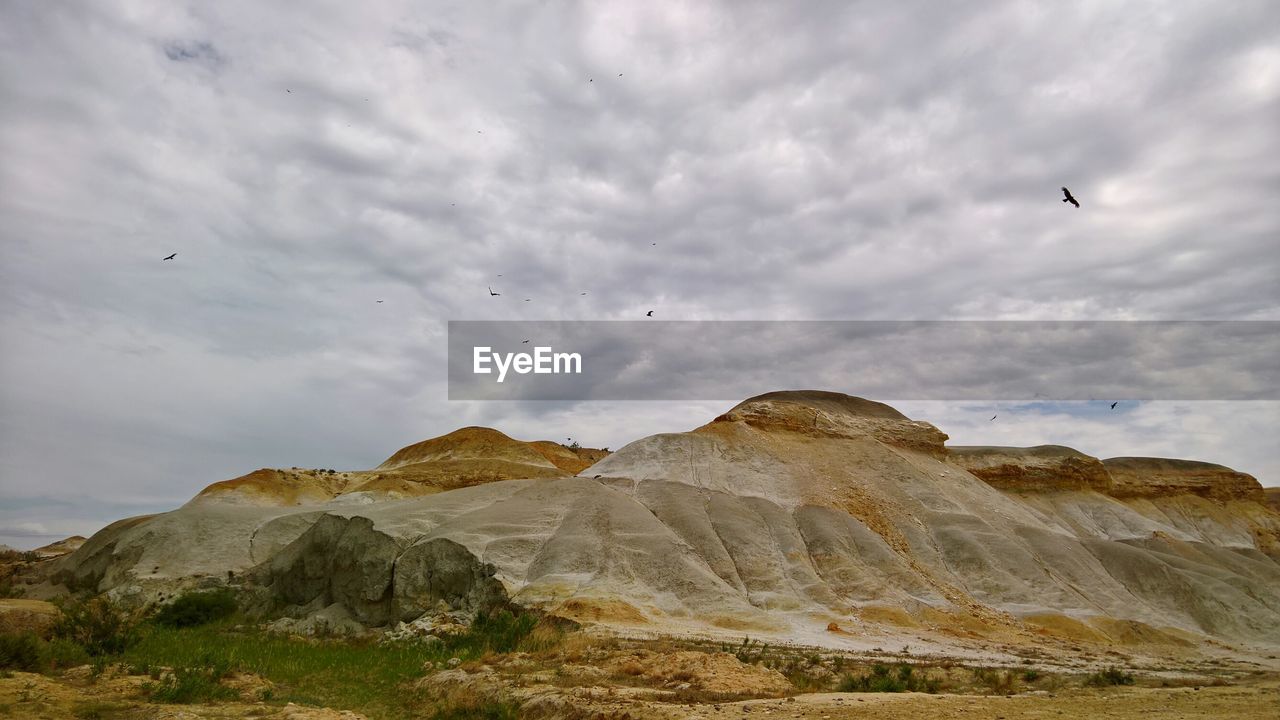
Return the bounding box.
[1,1,1277,541]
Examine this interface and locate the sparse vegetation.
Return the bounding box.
[151,589,237,628]
[837,662,939,693]
[51,597,138,656]
[143,661,237,704]
[971,666,1020,694]
[0,633,41,671]
[1085,666,1136,687]
[71,700,132,719]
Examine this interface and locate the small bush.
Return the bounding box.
[1022,669,1041,682]
[445,609,541,655]
[838,663,938,693]
[43,637,91,670]
[152,589,237,628]
[1085,666,1135,687]
[971,667,1019,694]
[0,633,41,671]
[52,597,138,656]
[145,662,236,704]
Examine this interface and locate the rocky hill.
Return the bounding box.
[22,391,1280,658]
[192,428,606,506]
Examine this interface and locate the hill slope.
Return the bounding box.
[28,391,1280,658]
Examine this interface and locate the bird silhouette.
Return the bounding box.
[488,286,500,296]
[162,253,176,261]
[286,89,291,93]
[580,292,587,295]
[1061,187,1080,208]
[1110,401,1118,409]
[990,414,997,421]
[376,300,384,303]
[525,298,531,302]
[522,340,529,344]
[646,310,654,317]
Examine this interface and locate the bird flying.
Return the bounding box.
[1110,401,1118,409]
[1061,187,1080,208]
[376,300,384,303]
[990,414,997,421]
[646,310,654,317]
[488,286,500,296]
[522,340,529,344]
[162,253,176,261]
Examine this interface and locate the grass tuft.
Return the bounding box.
[152,589,238,629]
[1084,666,1135,687]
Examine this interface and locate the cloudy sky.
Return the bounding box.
[2,1,1277,548]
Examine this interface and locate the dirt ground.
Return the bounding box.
[4,667,1278,720]
[623,683,1280,719]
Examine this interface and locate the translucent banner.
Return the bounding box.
[447,321,1279,401]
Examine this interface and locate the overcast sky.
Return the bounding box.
[2,1,1278,548]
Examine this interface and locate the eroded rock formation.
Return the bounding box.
[25,391,1280,654]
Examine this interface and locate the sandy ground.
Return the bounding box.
[5,667,1277,720]
[613,681,1280,720]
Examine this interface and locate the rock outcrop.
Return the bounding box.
[193,428,607,506]
[30,391,1280,654]
[948,445,1113,492]
[1103,457,1266,502]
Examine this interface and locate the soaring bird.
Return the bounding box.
[580,292,587,295]
[1061,187,1080,208]
[376,300,384,303]
[286,89,291,93]
[162,253,176,261]
[990,414,997,421]
[522,340,529,344]
[488,286,500,296]
[1110,401,1118,409]
[646,310,654,317]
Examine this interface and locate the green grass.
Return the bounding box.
[116,609,555,719]
[120,624,438,717]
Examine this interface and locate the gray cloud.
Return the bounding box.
[1,1,1277,547]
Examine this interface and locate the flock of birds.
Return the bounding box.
[159,88,1102,416]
